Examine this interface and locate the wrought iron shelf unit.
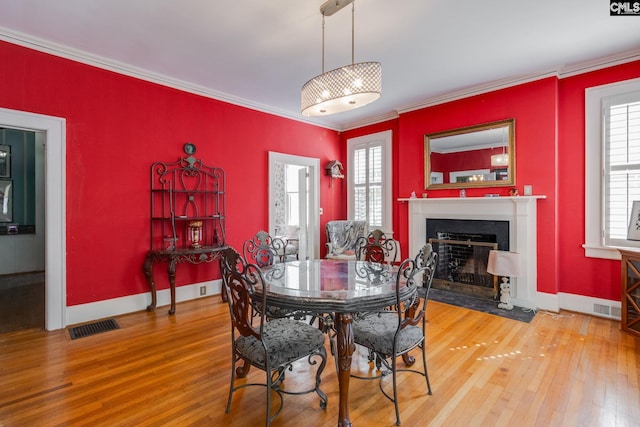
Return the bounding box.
[149,156,226,251]
[144,152,227,315]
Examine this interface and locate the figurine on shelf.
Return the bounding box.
[163,235,178,251]
[509,187,519,196]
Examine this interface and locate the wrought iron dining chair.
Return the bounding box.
[220,247,328,426]
[355,229,400,264]
[350,244,438,426]
[243,230,287,267]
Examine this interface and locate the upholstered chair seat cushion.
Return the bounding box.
[236,318,325,368]
[352,312,423,356]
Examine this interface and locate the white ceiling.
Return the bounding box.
[0,0,639,131]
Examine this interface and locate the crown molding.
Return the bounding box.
[0,27,339,130]
[1,26,638,133]
[557,48,640,78]
[396,48,640,116]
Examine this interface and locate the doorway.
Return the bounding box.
[0,128,45,332]
[0,107,66,331]
[268,152,320,260]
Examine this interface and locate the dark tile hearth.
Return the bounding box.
[425,287,536,323]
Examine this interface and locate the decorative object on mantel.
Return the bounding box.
[509,187,519,196]
[410,191,417,198]
[301,0,381,117]
[487,250,521,310]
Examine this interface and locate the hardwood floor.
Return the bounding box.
[0,272,44,333]
[0,296,638,426]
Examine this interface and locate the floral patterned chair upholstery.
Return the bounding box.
[325,220,368,260]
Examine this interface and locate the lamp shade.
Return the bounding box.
[301,62,382,117]
[491,153,509,167]
[487,250,521,277]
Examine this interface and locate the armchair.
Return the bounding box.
[325,220,367,260]
[274,224,300,262]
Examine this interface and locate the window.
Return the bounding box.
[347,130,392,234]
[585,78,640,259]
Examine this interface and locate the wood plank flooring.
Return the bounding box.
[0,296,638,426]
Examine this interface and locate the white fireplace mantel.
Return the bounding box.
[399,195,546,310]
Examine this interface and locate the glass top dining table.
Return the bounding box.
[260,259,413,427]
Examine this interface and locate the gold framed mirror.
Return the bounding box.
[424,118,515,189]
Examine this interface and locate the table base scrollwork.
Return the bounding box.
[143,247,227,314]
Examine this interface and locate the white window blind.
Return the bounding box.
[353,144,382,227]
[604,96,640,246]
[347,130,392,235]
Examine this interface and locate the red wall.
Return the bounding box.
[344,78,560,294]
[2,37,639,305]
[343,61,640,302]
[557,61,640,300]
[0,40,342,306]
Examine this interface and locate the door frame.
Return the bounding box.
[268,152,320,260]
[0,107,66,330]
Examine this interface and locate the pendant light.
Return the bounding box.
[301,0,382,117]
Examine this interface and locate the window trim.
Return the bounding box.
[347,130,393,235]
[584,77,640,260]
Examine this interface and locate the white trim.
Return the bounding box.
[557,292,621,320]
[584,77,640,259]
[347,130,393,235]
[0,107,66,330]
[67,280,222,326]
[268,152,321,260]
[401,196,546,310]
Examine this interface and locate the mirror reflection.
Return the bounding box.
[424,119,515,189]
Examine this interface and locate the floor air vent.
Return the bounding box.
[69,319,119,340]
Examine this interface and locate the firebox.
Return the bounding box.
[426,219,509,299]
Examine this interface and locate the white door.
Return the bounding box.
[268,152,320,260]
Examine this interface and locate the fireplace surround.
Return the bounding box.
[401,195,546,310]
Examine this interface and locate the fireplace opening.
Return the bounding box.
[426,219,509,300]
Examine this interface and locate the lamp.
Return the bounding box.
[301,0,381,117]
[490,153,509,167]
[486,250,521,310]
[491,126,509,167]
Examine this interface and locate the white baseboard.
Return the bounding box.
[64,280,621,327]
[507,291,620,320]
[66,279,222,327]
[557,292,621,320]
